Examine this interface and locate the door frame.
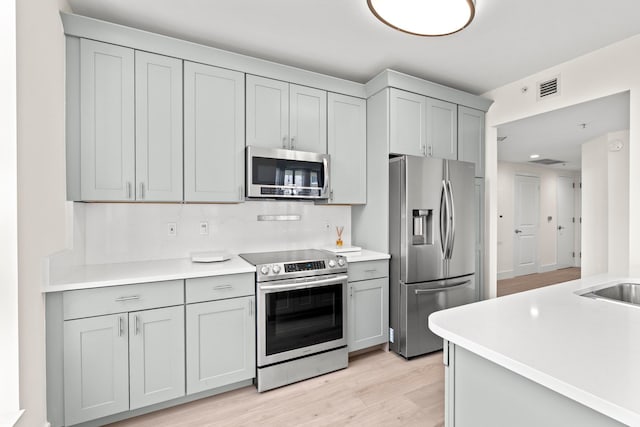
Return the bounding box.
[513,173,540,277]
[556,175,576,269]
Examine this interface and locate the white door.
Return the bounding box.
[513,175,540,276]
[246,75,289,149]
[185,296,255,394]
[129,306,185,410]
[64,314,129,425]
[389,88,426,156]
[135,51,183,202]
[289,84,327,153]
[557,176,575,268]
[183,62,245,202]
[426,97,457,160]
[327,93,366,204]
[80,39,135,201]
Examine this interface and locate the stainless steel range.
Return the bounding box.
[239,249,348,392]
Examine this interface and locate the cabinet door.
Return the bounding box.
[246,75,289,149]
[458,106,485,177]
[135,51,183,201]
[389,88,426,156]
[129,306,185,410]
[64,314,129,425]
[427,98,458,160]
[186,296,255,394]
[289,84,327,153]
[184,62,245,202]
[349,277,389,352]
[80,39,135,201]
[327,93,366,204]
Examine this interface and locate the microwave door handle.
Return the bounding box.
[322,157,329,197]
[446,180,455,260]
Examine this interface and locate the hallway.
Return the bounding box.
[497,268,581,297]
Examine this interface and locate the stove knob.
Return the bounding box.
[272,265,281,274]
[328,259,336,268]
[337,258,346,267]
[260,266,270,275]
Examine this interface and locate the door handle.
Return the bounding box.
[558,226,565,230]
[514,229,522,234]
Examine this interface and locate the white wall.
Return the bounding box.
[50,202,351,271]
[497,161,579,279]
[483,34,640,297]
[16,0,69,426]
[0,0,20,421]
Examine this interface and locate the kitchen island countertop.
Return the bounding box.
[429,273,640,426]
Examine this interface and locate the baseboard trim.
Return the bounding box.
[497,270,514,280]
[539,264,558,273]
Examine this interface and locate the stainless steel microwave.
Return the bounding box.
[246,146,330,199]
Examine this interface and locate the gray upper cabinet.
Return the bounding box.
[129,305,185,410]
[389,88,426,156]
[184,62,245,202]
[80,39,135,201]
[64,313,129,425]
[458,106,486,177]
[327,93,366,204]
[135,51,183,201]
[427,98,458,160]
[246,75,327,153]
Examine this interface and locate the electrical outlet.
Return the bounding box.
[167,222,177,237]
[199,221,209,235]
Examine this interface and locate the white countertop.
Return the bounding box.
[342,249,390,263]
[45,255,256,292]
[45,249,389,292]
[429,274,640,426]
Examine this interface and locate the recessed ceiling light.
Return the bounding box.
[530,154,540,159]
[367,0,476,37]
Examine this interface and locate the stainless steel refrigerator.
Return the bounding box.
[389,155,478,358]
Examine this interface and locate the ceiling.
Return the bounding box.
[497,92,630,171]
[66,0,640,95]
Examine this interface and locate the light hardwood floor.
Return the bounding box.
[107,349,444,427]
[497,267,581,297]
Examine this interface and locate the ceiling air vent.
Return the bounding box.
[529,158,564,165]
[537,76,560,100]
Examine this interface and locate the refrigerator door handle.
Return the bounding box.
[446,180,456,260]
[414,280,472,294]
[440,180,449,257]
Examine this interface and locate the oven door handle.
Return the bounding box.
[259,274,348,292]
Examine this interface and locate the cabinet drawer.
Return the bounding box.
[63,280,184,320]
[348,260,389,282]
[186,273,254,304]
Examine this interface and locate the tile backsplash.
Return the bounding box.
[71,201,351,265]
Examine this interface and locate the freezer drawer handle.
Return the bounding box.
[414,280,471,295]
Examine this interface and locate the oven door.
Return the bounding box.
[257,274,348,367]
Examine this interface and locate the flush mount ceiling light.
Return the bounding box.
[367,0,476,36]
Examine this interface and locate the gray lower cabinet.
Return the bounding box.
[186,296,256,394]
[63,313,129,426]
[129,306,185,410]
[347,260,389,352]
[63,306,185,425]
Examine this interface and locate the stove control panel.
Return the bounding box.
[285,260,326,273]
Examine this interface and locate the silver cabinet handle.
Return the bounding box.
[213,285,233,290]
[126,182,132,199]
[139,182,145,199]
[414,280,471,295]
[427,145,433,156]
[115,295,140,302]
[290,137,295,150]
[135,315,140,335]
[282,136,288,149]
[421,145,427,156]
[249,300,253,317]
[118,316,124,337]
[364,269,377,273]
[239,185,244,200]
[330,189,334,202]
